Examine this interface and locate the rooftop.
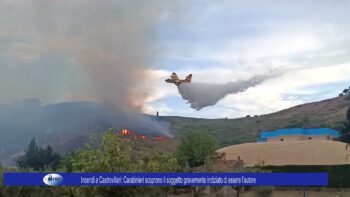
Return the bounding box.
[217,140,350,167]
[258,128,340,142]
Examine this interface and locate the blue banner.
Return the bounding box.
[3,172,328,186]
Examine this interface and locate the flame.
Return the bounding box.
[119,129,167,142]
[138,135,148,140]
[154,136,164,141]
[120,129,131,135]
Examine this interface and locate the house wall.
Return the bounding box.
[267,135,332,142]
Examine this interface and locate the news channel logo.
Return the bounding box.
[43,173,63,186]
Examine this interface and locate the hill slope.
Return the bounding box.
[1,96,349,165]
[164,96,350,147]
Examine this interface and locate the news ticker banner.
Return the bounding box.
[4,172,328,187]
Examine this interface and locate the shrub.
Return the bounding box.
[176,130,218,168]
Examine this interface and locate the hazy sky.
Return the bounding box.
[1,0,350,118]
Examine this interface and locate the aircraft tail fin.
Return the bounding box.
[185,74,192,82]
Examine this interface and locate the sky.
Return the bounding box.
[1,0,350,118]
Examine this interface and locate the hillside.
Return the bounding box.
[0,96,349,166]
[0,100,171,165]
[164,96,350,147]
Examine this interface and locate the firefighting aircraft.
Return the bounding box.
[165,73,192,86]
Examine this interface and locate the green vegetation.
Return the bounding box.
[69,129,180,174]
[1,129,183,196]
[339,86,350,101]
[176,130,218,168]
[340,107,350,143]
[16,138,61,171]
[0,128,243,196]
[167,95,350,147]
[339,86,350,97]
[66,129,180,196]
[286,116,310,128]
[71,131,132,172]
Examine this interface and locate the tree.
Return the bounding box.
[42,145,61,170]
[138,152,179,172]
[340,107,350,143]
[69,129,134,196]
[339,86,350,97]
[70,129,180,196]
[176,130,218,168]
[72,129,132,172]
[16,138,61,171]
[135,153,180,196]
[16,138,40,170]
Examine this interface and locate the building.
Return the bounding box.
[217,128,350,167]
[217,128,350,187]
[257,128,340,142]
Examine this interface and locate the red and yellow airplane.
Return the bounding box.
[165,73,192,86]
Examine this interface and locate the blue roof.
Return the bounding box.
[260,128,340,139]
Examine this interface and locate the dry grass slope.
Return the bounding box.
[165,96,350,148]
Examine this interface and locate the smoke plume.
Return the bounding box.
[178,74,276,110]
[0,0,178,135]
[30,0,168,107]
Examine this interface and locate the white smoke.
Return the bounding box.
[0,0,181,136]
[177,73,277,110]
